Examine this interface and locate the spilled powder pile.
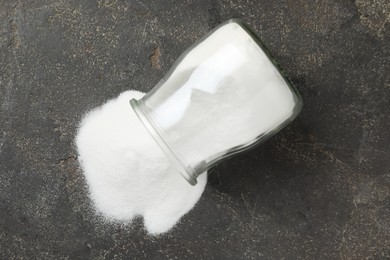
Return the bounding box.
[76,90,207,235]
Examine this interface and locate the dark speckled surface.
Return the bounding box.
[1,0,389,259]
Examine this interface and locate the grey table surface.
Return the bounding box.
[1,0,389,259]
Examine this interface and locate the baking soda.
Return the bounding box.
[76,22,299,234]
[76,90,207,235]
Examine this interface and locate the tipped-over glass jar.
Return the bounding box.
[130,19,302,185]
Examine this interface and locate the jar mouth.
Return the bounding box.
[129,98,198,186]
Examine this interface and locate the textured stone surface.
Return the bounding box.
[0,0,389,259]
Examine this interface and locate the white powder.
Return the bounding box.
[76,90,207,235]
[76,21,300,234]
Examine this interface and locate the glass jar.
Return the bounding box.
[130,19,303,185]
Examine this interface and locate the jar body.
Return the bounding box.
[131,20,302,185]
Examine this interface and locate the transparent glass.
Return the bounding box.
[130,19,303,185]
